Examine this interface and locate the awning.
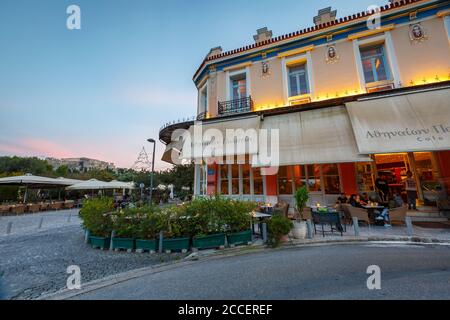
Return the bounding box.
[181,115,261,160]
[255,106,372,166]
[66,179,115,190]
[0,174,81,188]
[346,87,450,154]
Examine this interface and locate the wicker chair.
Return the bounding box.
[342,204,371,226]
[50,202,63,211]
[389,206,408,225]
[64,200,75,210]
[0,205,11,216]
[11,204,26,215]
[273,201,290,218]
[27,203,41,214]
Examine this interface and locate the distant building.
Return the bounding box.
[46,157,115,172]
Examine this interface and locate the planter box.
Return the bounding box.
[193,233,226,250]
[162,237,190,252]
[136,239,158,252]
[112,238,135,250]
[89,236,110,250]
[227,230,252,246]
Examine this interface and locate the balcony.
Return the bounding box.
[218,96,253,116]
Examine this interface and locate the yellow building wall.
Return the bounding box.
[311,41,362,99]
[250,58,285,110]
[391,18,450,84]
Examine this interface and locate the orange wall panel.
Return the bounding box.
[265,175,278,196]
[339,163,357,195]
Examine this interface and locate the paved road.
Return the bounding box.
[0,210,185,300]
[73,244,450,300]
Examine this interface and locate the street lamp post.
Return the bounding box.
[147,138,156,206]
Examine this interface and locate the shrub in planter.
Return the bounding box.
[227,229,252,246]
[193,233,226,250]
[134,207,162,252]
[293,186,310,239]
[160,206,191,252]
[267,215,294,247]
[79,197,114,239]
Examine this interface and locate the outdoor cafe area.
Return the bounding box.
[0,174,136,216]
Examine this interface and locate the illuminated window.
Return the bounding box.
[360,45,391,83]
[231,74,247,100]
[220,165,229,195]
[231,164,240,195]
[306,164,321,192]
[242,164,251,195]
[293,165,307,190]
[288,64,309,96]
[253,168,263,195]
[278,166,294,195]
[322,164,340,195]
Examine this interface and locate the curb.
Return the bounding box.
[40,235,450,301]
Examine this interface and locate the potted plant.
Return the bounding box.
[161,206,190,253]
[135,208,160,253]
[292,186,309,239]
[223,199,255,247]
[267,215,293,247]
[80,198,114,250]
[111,212,136,251]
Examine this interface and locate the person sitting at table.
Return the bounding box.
[337,193,348,204]
[349,194,363,208]
[356,194,368,206]
[375,174,390,202]
[374,207,392,228]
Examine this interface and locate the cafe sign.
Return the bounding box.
[346,88,450,154]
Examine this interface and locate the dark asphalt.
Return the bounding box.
[73,243,450,300]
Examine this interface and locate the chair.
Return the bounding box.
[341,204,353,225]
[0,205,11,216]
[273,201,290,218]
[50,202,63,211]
[389,206,408,225]
[64,200,75,210]
[312,211,344,237]
[27,204,41,214]
[11,204,26,215]
[343,204,371,226]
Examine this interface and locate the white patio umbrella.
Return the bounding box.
[66,179,115,191]
[108,180,136,190]
[55,177,84,186]
[0,174,74,202]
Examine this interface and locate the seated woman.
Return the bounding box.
[349,194,363,208]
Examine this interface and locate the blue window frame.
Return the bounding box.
[360,45,391,83]
[288,64,309,96]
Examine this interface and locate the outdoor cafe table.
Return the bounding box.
[362,205,386,223]
[251,212,272,236]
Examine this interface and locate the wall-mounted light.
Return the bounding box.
[262,61,269,74]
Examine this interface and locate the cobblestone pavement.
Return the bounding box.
[0,210,185,300]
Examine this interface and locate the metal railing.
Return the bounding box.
[218,96,253,115]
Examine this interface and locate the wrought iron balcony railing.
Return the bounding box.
[218,96,253,115]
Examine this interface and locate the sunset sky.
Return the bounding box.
[0,0,386,170]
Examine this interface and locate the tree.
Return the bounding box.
[55,165,69,177]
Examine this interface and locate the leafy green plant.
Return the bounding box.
[79,197,114,237]
[294,186,309,221]
[267,215,293,247]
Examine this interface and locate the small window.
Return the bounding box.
[445,15,450,40]
[231,164,240,195]
[306,164,321,192]
[360,44,391,83]
[200,86,208,113]
[242,164,251,195]
[231,74,247,100]
[253,168,263,195]
[288,64,309,97]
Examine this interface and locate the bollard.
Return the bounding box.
[84,229,90,244]
[110,231,116,251]
[262,223,268,244]
[159,231,164,253]
[306,220,313,239]
[6,222,12,235]
[406,217,414,237]
[38,217,44,230]
[352,217,360,237]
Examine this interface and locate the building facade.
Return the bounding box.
[159,0,450,208]
[47,157,115,172]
